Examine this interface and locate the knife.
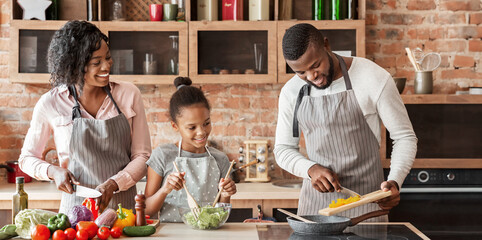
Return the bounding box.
[73,185,102,198]
[339,186,360,198]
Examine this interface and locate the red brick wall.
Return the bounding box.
[0,0,480,179]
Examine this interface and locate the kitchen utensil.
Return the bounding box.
[339,186,360,198]
[319,190,392,216]
[243,204,276,223]
[277,208,316,223]
[287,210,389,235]
[405,47,421,71]
[0,161,32,183]
[73,185,102,198]
[414,71,433,94]
[233,159,259,172]
[412,47,424,66]
[421,52,441,71]
[173,162,200,220]
[212,160,236,207]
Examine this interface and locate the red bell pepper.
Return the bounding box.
[82,198,99,220]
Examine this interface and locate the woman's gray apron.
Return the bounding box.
[292,54,386,221]
[59,85,136,214]
[158,140,221,222]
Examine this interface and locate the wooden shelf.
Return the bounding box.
[189,21,277,84]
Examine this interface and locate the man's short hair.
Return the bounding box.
[282,23,325,61]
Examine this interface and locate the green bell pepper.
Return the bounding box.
[47,213,71,233]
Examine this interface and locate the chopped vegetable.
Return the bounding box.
[329,195,361,208]
[14,209,57,239]
[47,213,71,233]
[82,198,98,220]
[183,206,229,230]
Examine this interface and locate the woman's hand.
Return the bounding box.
[376,180,400,210]
[95,179,119,213]
[307,164,341,193]
[219,178,236,198]
[160,172,185,194]
[47,165,79,194]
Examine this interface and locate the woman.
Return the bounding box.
[18,20,151,213]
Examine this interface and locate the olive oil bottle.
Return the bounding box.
[12,176,28,224]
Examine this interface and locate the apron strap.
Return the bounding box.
[177,139,213,157]
[68,85,82,120]
[291,53,352,138]
[292,84,310,138]
[335,54,352,90]
[103,85,123,115]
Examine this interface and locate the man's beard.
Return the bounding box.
[306,53,335,90]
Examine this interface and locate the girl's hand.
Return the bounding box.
[218,178,236,198]
[161,172,185,194]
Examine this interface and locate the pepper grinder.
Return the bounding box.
[135,191,146,226]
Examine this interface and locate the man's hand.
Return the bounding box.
[95,179,119,213]
[307,164,341,193]
[376,180,400,210]
[47,165,79,194]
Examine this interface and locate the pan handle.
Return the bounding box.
[348,210,389,226]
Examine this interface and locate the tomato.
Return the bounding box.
[97,227,110,240]
[76,221,98,239]
[52,230,67,240]
[76,229,89,240]
[110,226,122,238]
[63,228,76,240]
[31,224,50,240]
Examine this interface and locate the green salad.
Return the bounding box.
[184,206,229,230]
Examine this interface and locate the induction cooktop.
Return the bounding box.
[257,224,425,240]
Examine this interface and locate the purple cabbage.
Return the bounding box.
[67,205,93,228]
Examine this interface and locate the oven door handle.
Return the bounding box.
[401,187,482,193]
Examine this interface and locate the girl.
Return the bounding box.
[145,77,236,222]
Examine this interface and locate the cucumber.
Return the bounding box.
[122,226,156,237]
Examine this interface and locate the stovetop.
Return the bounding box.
[257,224,424,240]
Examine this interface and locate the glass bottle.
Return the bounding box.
[168,35,179,75]
[12,177,28,224]
[313,0,330,20]
[46,0,59,20]
[109,0,126,21]
[330,0,348,20]
[87,0,98,21]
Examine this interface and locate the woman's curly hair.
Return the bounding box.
[47,20,108,91]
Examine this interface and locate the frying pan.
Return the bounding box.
[286,210,389,235]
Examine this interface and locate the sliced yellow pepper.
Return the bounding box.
[329,195,361,208]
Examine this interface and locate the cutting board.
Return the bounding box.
[318,190,392,216]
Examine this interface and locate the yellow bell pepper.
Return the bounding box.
[329,195,361,208]
[112,203,136,230]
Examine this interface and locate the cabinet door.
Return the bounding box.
[9,20,82,83]
[99,22,188,84]
[189,21,277,83]
[277,20,365,83]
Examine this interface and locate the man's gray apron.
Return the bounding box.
[292,54,386,221]
[158,140,220,222]
[59,85,136,214]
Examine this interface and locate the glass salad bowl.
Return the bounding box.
[178,202,231,230]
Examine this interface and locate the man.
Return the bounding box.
[274,23,417,220]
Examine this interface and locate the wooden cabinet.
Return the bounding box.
[381,94,482,169]
[10,0,366,84]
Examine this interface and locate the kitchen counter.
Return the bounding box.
[125,222,429,239]
[0,180,300,210]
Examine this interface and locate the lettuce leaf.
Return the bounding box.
[184,206,229,230]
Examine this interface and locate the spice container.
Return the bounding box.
[108,0,126,21]
[198,0,218,21]
[249,0,269,21]
[222,0,243,21]
[143,53,157,75]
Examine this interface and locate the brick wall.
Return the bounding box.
[0,0,480,179]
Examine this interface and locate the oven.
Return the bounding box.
[385,169,482,239]
[383,97,482,239]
